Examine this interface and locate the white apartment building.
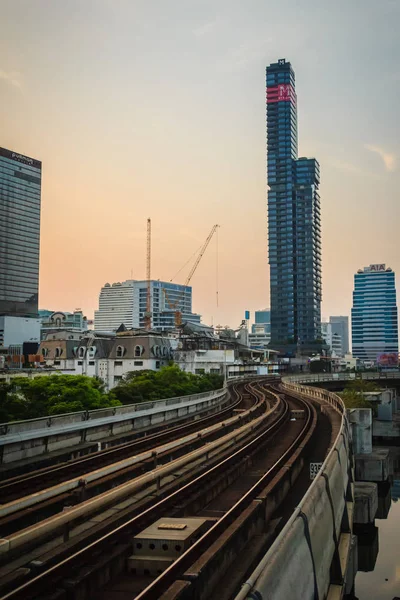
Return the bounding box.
[94,280,201,332]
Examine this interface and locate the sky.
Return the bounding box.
[1,0,399,328]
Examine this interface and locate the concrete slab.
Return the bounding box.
[354,482,378,524]
[355,448,390,482]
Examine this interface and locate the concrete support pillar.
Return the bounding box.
[348,409,372,454]
[353,482,378,524]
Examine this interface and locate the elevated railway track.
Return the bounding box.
[0,378,343,600]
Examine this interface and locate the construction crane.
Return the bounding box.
[144,218,152,330]
[163,224,219,327]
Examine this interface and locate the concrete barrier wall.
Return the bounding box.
[284,372,400,385]
[0,388,224,436]
[235,381,355,600]
[0,389,227,464]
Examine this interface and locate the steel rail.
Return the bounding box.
[0,381,283,600]
[0,382,268,541]
[0,386,236,497]
[134,388,316,599]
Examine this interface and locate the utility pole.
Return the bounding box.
[144,218,152,330]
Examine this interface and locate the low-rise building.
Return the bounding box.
[38,329,173,390]
[174,322,265,376]
[39,310,88,340]
[0,315,41,348]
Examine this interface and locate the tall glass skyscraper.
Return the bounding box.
[266,59,321,348]
[0,147,41,317]
[351,264,398,364]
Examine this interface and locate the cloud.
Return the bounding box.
[193,19,219,38]
[365,144,396,172]
[0,69,22,89]
[330,159,369,176]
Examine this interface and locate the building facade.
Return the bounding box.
[351,264,398,364]
[266,60,321,348]
[321,320,344,357]
[39,309,88,340]
[94,279,201,332]
[38,331,173,389]
[94,281,135,331]
[329,316,349,354]
[0,147,41,318]
[249,309,271,350]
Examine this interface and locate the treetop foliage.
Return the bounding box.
[111,365,223,405]
[0,366,224,423]
[0,375,120,423]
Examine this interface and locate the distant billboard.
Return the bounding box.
[377,352,399,367]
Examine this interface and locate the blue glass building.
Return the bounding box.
[0,147,41,317]
[266,59,321,347]
[351,264,398,364]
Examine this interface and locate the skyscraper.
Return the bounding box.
[351,264,398,364]
[266,59,321,349]
[0,147,41,317]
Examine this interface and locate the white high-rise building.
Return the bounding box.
[94,280,201,332]
[321,320,344,357]
[94,281,135,331]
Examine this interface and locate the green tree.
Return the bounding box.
[346,379,380,393]
[111,365,223,405]
[0,375,121,423]
[339,389,374,410]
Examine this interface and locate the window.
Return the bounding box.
[134,360,143,366]
[78,360,83,365]
[134,345,142,357]
[55,347,62,358]
[54,361,60,366]
[89,361,95,366]
[116,345,125,358]
[78,347,85,358]
[114,360,123,366]
[155,361,160,369]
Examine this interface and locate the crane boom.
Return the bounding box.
[184,224,219,286]
[162,224,219,327]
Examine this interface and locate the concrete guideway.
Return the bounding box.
[0,392,266,520]
[0,389,227,465]
[234,381,355,600]
[0,386,277,556]
[0,379,353,600]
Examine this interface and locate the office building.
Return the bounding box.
[351,264,398,364]
[0,147,41,318]
[321,321,343,357]
[266,59,321,350]
[254,309,271,327]
[329,316,349,354]
[249,309,271,350]
[94,280,201,332]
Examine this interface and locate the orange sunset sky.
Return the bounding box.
[1,0,399,327]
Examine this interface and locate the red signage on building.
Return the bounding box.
[266,84,296,105]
